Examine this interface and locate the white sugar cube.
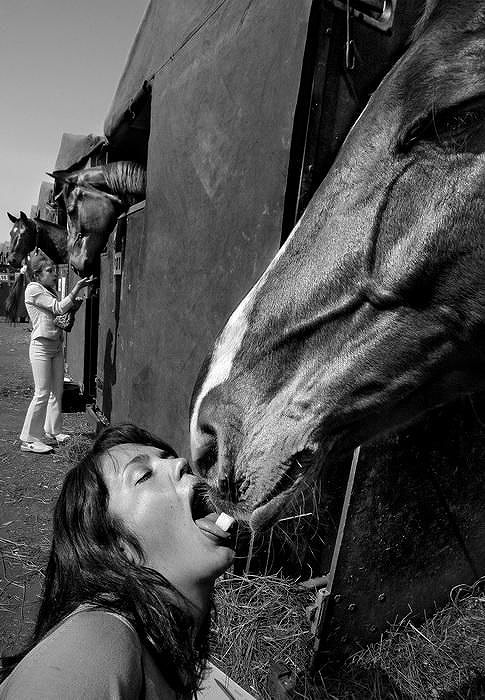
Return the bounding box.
[215,512,236,532]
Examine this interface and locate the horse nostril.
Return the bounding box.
[217,475,229,495]
[193,438,218,478]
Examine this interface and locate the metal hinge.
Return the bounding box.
[328,0,396,32]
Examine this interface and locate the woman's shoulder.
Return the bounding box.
[24,282,44,298]
[25,281,42,291]
[0,608,144,699]
[57,606,141,652]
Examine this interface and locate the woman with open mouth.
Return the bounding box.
[0,423,236,699]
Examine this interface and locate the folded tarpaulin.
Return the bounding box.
[36,181,54,213]
[52,133,106,172]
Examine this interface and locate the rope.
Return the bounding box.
[148,0,232,83]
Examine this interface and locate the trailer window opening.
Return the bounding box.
[107,82,152,169]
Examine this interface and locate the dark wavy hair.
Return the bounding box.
[1,423,212,697]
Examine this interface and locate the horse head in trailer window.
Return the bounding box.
[190,0,485,531]
[51,161,146,276]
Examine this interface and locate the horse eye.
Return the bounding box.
[399,100,485,153]
[430,108,485,145]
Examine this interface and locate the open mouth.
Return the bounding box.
[190,480,218,520]
[190,480,238,545]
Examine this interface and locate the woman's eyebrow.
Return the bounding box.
[122,453,151,474]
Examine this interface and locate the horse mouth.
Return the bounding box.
[191,478,249,524]
[192,444,325,532]
[248,459,311,531]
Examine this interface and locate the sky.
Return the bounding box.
[0,0,149,243]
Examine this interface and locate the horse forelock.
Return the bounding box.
[9,216,36,256]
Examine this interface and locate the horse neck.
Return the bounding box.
[5,272,29,323]
[36,222,68,263]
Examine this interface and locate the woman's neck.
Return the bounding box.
[181,580,213,629]
[39,281,56,294]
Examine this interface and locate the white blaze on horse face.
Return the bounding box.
[190,218,302,455]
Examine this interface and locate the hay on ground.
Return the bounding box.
[212,573,314,699]
[212,573,485,700]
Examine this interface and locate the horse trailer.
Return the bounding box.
[64,0,484,666]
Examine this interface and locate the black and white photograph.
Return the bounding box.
[0,1,484,698]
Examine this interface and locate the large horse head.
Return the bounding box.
[52,162,145,275]
[190,0,485,531]
[7,212,36,268]
[64,183,123,275]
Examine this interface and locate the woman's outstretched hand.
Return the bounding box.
[72,275,97,295]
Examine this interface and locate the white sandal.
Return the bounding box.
[45,433,71,444]
[21,441,53,454]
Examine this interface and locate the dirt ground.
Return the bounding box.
[0,321,93,658]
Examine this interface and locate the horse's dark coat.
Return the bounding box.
[190,0,485,530]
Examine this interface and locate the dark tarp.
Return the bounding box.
[101,0,313,453]
[104,1,219,139]
[52,133,106,172]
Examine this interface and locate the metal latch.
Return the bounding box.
[308,586,331,642]
[328,0,396,32]
[113,251,122,276]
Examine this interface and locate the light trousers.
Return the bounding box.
[20,338,64,443]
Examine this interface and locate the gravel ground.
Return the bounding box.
[0,321,93,657]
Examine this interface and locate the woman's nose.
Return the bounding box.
[172,457,192,480]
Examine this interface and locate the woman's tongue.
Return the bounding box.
[194,512,233,542]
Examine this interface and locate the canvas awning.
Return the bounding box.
[52,133,106,172]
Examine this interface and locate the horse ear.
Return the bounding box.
[49,169,77,185]
[7,212,17,223]
[103,192,124,207]
[20,211,28,221]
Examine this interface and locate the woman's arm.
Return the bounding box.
[27,277,95,316]
[26,285,74,315]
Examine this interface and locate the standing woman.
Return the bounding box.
[19,251,95,454]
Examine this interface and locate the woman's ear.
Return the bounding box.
[118,539,140,565]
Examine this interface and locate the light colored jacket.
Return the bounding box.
[24,282,75,341]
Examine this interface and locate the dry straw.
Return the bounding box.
[212,573,485,699]
[212,572,314,699]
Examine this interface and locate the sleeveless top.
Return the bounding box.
[0,604,178,699]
